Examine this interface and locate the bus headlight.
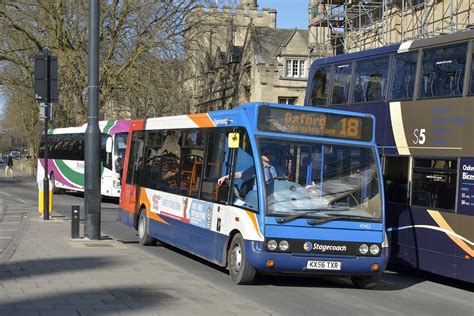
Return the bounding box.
[267,239,277,251]
[359,244,369,255]
[279,240,289,251]
[370,244,380,255]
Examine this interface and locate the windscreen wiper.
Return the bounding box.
[276,208,349,224]
[307,214,380,225]
[276,211,321,224]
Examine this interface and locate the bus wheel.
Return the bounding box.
[228,233,256,285]
[138,209,156,246]
[351,274,381,289]
[50,173,61,194]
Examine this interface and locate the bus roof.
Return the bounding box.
[135,102,376,143]
[48,119,130,135]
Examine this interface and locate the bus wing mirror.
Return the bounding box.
[228,133,240,149]
[106,137,113,153]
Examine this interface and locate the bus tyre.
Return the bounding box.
[351,274,381,289]
[228,233,256,285]
[138,209,156,246]
[50,173,61,194]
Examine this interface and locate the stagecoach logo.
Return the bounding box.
[303,241,348,253]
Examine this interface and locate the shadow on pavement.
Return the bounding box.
[0,285,168,314]
[0,257,121,282]
[151,242,425,291]
[387,264,474,292]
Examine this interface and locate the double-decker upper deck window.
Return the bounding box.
[353,57,390,103]
[419,43,467,98]
[310,66,331,106]
[285,59,306,78]
[390,52,418,101]
[331,63,352,105]
[411,158,457,212]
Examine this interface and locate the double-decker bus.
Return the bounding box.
[305,30,474,283]
[119,103,387,287]
[38,120,130,198]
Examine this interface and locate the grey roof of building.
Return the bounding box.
[249,27,308,62]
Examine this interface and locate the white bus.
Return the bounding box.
[37,120,130,198]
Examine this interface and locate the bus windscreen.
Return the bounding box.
[257,106,373,141]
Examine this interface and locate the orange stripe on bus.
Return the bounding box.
[246,211,263,239]
[140,188,169,225]
[428,210,474,257]
[188,114,215,128]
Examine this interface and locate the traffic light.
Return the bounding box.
[34,49,58,103]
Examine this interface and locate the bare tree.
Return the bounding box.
[0,0,216,128]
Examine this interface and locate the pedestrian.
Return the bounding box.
[5,155,14,177]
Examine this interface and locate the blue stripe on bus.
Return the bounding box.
[148,216,228,266]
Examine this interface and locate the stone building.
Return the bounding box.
[188,0,312,113]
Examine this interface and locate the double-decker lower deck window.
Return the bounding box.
[411,158,457,211]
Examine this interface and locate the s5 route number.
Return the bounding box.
[413,128,426,145]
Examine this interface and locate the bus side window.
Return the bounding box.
[126,131,146,186]
[232,131,258,211]
[101,134,111,170]
[353,57,389,103]
[331,63,352,105]
[390,52,418,101]
[419,43,467,98]
[180,130,206,198]
[155,130,182,194]
[141,130,163,190]
[201,130,229,203]
[310,66,331,106]
[411,158,457,212]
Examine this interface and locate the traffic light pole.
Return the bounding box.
[43,104,49,220]
[43,51,51,221]
[84,0,101,240]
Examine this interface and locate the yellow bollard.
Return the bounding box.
[38,181,53,215]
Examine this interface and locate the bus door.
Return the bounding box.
[101,135,114,196]
[122,131,146,216]
[383,156,409,260]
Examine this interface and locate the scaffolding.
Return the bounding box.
[308,0,474,58]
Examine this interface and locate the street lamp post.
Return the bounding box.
[84,0,101,240]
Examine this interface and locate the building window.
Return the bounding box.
[285,59,306,78]
[278,97,298,105]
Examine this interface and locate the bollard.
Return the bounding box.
[38,180,53,216]
[71,206,80,239]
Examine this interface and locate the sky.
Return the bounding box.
[259,0,308,29]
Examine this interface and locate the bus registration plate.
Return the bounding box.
[306,260,341,270]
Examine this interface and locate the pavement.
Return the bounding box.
[0,171,273,315]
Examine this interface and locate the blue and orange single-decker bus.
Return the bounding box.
[119,102,388,288]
